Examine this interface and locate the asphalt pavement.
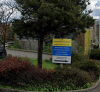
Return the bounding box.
[6,48,52,60]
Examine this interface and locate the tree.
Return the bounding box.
[0,0,17,57]
[12,0,94,69]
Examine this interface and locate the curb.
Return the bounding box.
[6,48,52,55]
[0,80,100,92]
[67,80,100,92]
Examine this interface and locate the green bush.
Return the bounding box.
[43,45,52,53]
[66,51,100,82]
[76,59,100,82]
[7,45,15,48]
[93,44,99,49]
[14,40,21,49]
[77,46,84,54]
[71,51,88,64]
[45,58,52,62]
[89,49,100,60]
[52,66,92,88]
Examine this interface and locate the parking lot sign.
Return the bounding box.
[52,39,72,64]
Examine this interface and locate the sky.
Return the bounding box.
[87,0,100,19]
[0,0,100,20]
[0,0,21,21]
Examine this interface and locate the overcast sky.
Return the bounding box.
[87,0,100,19]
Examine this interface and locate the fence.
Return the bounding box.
[18,39,78,52]
[19,40,38,50]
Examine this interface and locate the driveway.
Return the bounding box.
[6,48,52,60]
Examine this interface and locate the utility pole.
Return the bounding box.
[99,19,100,49]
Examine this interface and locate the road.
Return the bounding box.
[6,49,52,60]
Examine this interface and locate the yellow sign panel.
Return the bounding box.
[53,39,72,46]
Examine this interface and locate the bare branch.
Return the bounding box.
[0,0,18,50]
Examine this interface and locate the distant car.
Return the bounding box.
[0,46,7,59]
[2,43,8,47]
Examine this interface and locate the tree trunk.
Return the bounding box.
[38,35,44,69]
[37,38,40,60]
[3,34,6,58]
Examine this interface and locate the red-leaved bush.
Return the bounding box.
[0,56,93,88]
[0,56,48,85]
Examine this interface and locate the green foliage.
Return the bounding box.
[53,66,92,87]
[14,40,21,49]
[0,54,99,91]
[13,0,94,68]
[13,0,94,37]
[93,44,99,49]
[71,51,88,64]
[0,81,92,91]
[7,45,15,49]
[83,82,91,88]
[69,51,100,82]
[7,44,52,53]
[93,39,95,43]
[89,49,100,60]
[77,46,84,54]
[0,42,2,45]
[28,58,57,70]
[73,59,100,82]
[43,45,52,53]
[45,58,52,62]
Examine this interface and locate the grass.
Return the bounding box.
[28,58,58,70]
[7,45,52,53]
[7,45,38,52]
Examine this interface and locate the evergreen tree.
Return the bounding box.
[13,0,94,68]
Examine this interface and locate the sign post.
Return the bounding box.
[52,39,72,65]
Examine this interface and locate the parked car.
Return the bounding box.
[0,46,7,59]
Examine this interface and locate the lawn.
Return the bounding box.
[27,58,58,70]
[7,45,52,53]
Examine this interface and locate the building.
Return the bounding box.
[93,20,100,44]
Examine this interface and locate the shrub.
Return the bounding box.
[71,51,88,64]
[89,49,100,60]
[77,59,100,82]
[0,56,33,83]
[14,40,21,49]
[48,66,92,88]
[77,46,84,54]
[0,56,48,86]
[45,58,52,62]
[93,44,99,49]
[43,45,52,53]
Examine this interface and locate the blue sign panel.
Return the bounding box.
[53,46,71,56]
